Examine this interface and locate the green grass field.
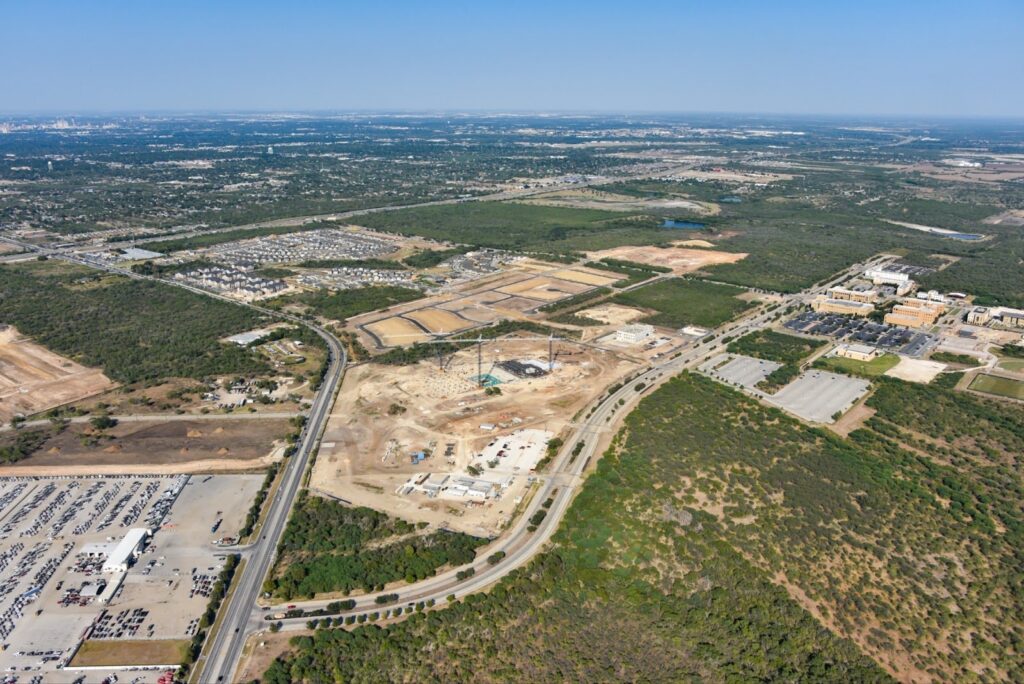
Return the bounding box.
[969,373,1024,400]
[71,639,189,666]
[997,358,1024,373]
[610,278,754,329]
[816,353,900,378]
[355,201,670,251]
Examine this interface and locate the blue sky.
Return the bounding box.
[2,0,1022,116]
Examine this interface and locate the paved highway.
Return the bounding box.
[253,294,800,626]
[250,256,885,640]
[3,160,700,256]
[1,232,890,683]
[198,327,344,683]
[0,237,348,684]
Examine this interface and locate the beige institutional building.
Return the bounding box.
[811,295,874,317]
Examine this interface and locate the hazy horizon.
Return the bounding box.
[3,110,1024,123]
[2,0,1023,117]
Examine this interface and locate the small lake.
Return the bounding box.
[662,219,706,230]
[945,232,985,241]
[719,196,742,204]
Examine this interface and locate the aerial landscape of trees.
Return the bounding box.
[356,201,671,252]
[727,329,826,364]
[5,115,1024,684]
[270,285,424,324]
[0,427,53,464]
[265,370,1023,682]
[0,263,269,384]
[266,494,485,600]
[262,374,894,683]
[611,277,754,328]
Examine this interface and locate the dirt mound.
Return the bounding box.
[128,421,200,439]
[186,429,203,438]
[5,416,291,470]
[217,447,230,456]
[213,427,225,434]
[103,445,122,453]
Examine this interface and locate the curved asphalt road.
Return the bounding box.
[3,236,886,683]
[253,255,886,642]
[257,298,789,628]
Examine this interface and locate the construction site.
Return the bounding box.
[350,259,622,349]
[0,327,115,423]
[309,333,640,537]
[586,243,747,275]
[1,419,293,477]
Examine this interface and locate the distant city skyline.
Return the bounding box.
[2,0,1022,117]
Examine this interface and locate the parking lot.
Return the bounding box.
[767,370,870,423]
[785,311,935,356]
[699,354,782,389]
[883,261,936,277]
[0,474,261,682]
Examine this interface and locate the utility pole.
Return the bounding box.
[477,339,483,387]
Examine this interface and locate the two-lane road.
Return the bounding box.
[3,235,885,683]
[198,329,345,683]
[0,238,349,684]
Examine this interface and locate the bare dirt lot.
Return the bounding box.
[497,275,590,301]
[884,357,947,384]
[310,338,639,536]
[352,260,622,349]
[0,327,115,421]
[436,300,506,323]
[403,307,476,335]
[577,303,647,326]
[983,209,1024,227]
[549,267,620,287]
[364,316,433,347]
[587,245,747,275]
[237,629,311,683]
[2,418,289,474]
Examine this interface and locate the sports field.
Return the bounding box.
[997,358,1024,373]
[969,373,1024,400]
